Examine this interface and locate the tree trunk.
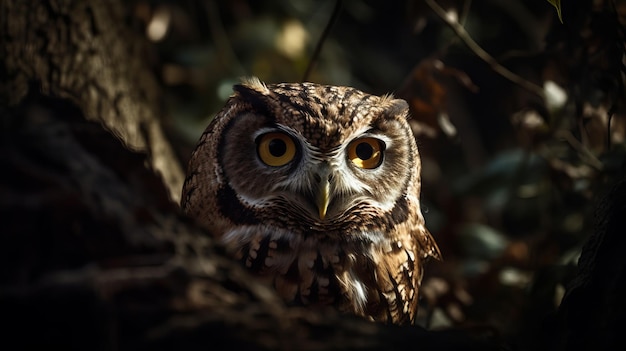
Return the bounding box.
[1,0,623,350]
[1,0,184,202]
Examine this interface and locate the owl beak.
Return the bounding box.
[316,179,330,220]
[312,165,332,220]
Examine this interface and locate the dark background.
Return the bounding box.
[2,0,625,350]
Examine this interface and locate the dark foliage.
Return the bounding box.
[1,0,625,350]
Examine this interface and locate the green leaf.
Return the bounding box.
[547,0,563,23]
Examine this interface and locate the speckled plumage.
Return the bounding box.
[181,78,440,324]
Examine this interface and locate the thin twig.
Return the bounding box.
[424,0,545,99]
[302,0,343,82]
[556,130,604,170]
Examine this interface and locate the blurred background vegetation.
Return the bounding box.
[128,0,624,348]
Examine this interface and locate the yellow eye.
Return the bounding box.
[348,138,384,169]
[257,132,297,167]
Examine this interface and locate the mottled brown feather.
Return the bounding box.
[182,78,440,324]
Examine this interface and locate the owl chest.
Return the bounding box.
[224,228,369,307]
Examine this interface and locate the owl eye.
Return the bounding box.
[257,132,297,167]
[348,137,384,169]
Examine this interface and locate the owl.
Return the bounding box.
[181,78,440,325]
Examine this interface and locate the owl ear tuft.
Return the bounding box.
[233,78,274,117]
[385,98,410,120]
[237,77,270,94]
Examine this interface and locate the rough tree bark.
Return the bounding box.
[0,0,184,202]
[0,0,623,350]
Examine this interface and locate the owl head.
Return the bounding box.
[182,78,438,323]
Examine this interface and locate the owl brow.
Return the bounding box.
[359,128,381,136]
[352,128,391,145]
[252,126,282,139]
[253,125,300,141]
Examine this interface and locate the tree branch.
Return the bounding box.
[424,0,545,99]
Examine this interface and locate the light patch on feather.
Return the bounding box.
[350,275,368,311]
[240,76,270,94]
